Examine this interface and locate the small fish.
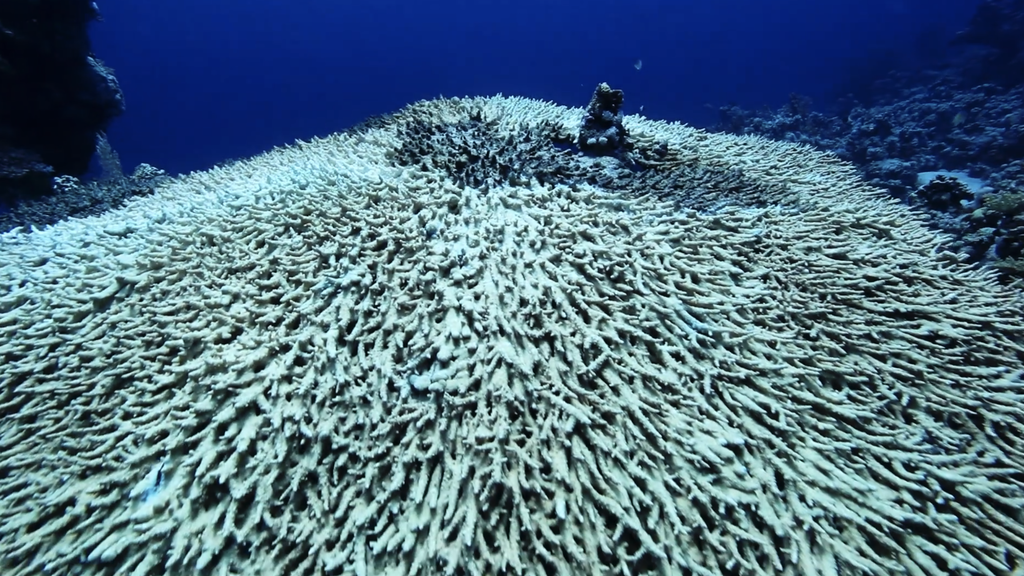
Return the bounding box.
[634,59,642,71]
[952,111,967,126]
[639,105,645,113]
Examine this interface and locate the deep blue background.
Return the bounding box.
[90,0,978,176]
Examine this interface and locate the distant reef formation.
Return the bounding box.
[951,0,1024,84]
[715,0,1024,284]
[0,0,125,205]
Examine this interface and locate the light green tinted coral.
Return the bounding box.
[984,191,1024,214]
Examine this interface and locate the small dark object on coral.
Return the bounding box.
[577,83,632,158]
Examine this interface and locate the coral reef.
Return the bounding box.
[1,94,1023,576]
[0,163,169,233]
[715,0,1024,283]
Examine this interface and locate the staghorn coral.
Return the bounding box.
[1,94,1024,576]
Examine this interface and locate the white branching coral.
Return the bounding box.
[1,95,1023,576]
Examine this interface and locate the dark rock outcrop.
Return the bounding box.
[950,0,1024,86]
[577,83,631,158]
[0,0,125,204]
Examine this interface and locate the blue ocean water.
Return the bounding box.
[91,0,974,176]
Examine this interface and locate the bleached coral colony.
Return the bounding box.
[1,91,1023,576]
